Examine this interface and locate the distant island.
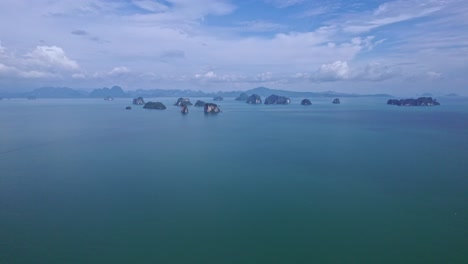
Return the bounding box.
[0,86,394,99]
[387,97,440,106]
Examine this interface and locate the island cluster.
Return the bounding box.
[121,93,344,114]
[117,93,440,114]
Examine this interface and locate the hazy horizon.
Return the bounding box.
[0,0,467,96]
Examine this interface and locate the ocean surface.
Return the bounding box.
[1,97,467,264]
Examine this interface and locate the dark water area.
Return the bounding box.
[1,97,467,263]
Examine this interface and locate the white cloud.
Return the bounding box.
[312,61,397,82]
[109,66,130,75]
[132,0,169,13]
[237,20,287,32]
[25,46,79,70]
[343,0,451,33]
[72,73,86,79]
[0,63,55,79]
[427,71,442,80]
[265,0,304,8]
[0,42,81,80]
[315,61,351,81]
[0,63,16,74]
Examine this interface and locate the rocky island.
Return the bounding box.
[181,105,189,114]
[125,106,132,110]
[235,93,249,101]
[246,94,262,104]
[213,96,223,101]
[387,97,440,106]
[194,100,205,107]
[204,103,221,113]
[264,94,291,105]
[133,97,145,105]
[332,98,340,104]
[104,96,114,101]
[174,98,192,106]
[301,99,312,105]
[143,102,167,110]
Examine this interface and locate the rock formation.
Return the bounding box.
[264,94,291,105]
[194,100,205,107]
[143,102,167,110]
[204,103,221,113]
[133,97,145,105]
[246,94,262,104]
[174,98,192,106]
[301,99,312,105]
[235,93,249,101]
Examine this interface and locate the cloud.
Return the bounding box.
[71,29,88,36]
[237,20,287,32]
[265,0,304,8]
[312,61,397,82]
[132,0,170,13]
[0,63,56,79]
[0,63,16,74]
[72,73,86,79]
[343,0,451,33]
[160,50,185,59]
[25,46,79,70]
[427,71,442,80]
[0,42,80,79]
[108,66,130,75]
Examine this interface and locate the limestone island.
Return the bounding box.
[235,93,249,101]
[104,96,114,101]
[143,102,167,110]
[125,106,132,110]
[246,94,262,104]
[204,103,221,113]
[387,97,440,106]
[332,98,340,104]
[265,94,291,105]
[174,98,192,106]
[213,96,224,101]
[194,100,205,107]
[301,99,312,105]
[133,97,145,105]
[181,105,189,114]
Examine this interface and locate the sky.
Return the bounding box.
[0,0,467,95]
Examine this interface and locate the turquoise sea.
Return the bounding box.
[1,97,467,264]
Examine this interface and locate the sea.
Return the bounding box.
[1,97,467,264]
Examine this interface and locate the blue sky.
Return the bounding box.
[0,0,467,95]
